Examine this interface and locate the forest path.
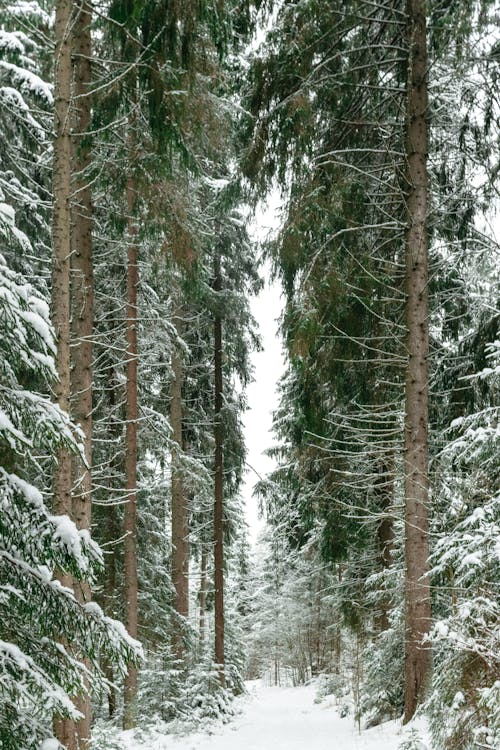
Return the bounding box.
[124,681,409,750]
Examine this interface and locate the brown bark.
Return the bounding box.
[123,101,139,730]
[213,252,225,687]
[170,311,190,662]
[102,659,116,719]
[403,0,431,723]
[70,2,93,745]
[51,0,76,745]
[102,496,120,720]
[374,460,394,632]
[199,543,208,644]
[52,0,72,536]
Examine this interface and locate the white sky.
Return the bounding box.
[242,195,285,545]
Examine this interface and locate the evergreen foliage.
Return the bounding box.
[0,248,140,749]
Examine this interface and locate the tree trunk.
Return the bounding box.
[103,491,120,721]
[403,0,431,723]
[51,0,75,745]
[213,252,225,687]
[52,0,72,550]
[123,101,139,730]
[71,1,93,745]
[374,459,394,632]
[199,543,208,645]
[102,659,116,719]
[170,311,189,662]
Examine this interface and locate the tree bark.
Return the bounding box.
[403,0,431,723]
[199,543,208,645]
[51,0,75,746]
[102,659,116,719]
[123,99,139,730]
[52,0,72,546]
[102,485,120,721]
[170,310,190,662]
[71,1,93,744]
[213,252,225,687]
[374,459,394,633]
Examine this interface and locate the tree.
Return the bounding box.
[51,0,76,743]
[243,0,498,727]
[122,79,140,729]
[170,305,190,663]
[213,247,225,685]
[402,0,431,722]
[243,0,413,712]
[70,1,94,744]
[0,235,140,749]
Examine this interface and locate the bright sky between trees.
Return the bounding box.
[242,195,284,545]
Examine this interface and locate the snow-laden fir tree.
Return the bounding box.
[0,0,52,280]
[0,222,140,749]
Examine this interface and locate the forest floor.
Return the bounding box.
[119,681,430,750]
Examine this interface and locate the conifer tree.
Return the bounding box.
[213,247,225,685]
[0,221,140,750]
[170,305,190,663]
[51,0,76,743]
[123,78,140,730]
[402,0,431,722]
[242,0,498,726]
[71,2,94,744]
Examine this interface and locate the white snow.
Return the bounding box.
[0,30,26,54]
[119,682,428,750]
[0,60,53,103]
[4,470,43,506]
[40,739,60,750]
[9,0,51,25]
[0,202,15,226]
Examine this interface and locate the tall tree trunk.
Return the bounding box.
[403,0,431,723]
[71,1,93,745]
[170,311,189,662]
[374,459,394,632]
[199,542,208,645]
[102,659,116,719]
[213,252,225,686]
[123,99,139,730]
[103,486,120,720]
[51,0,75,746]
[102,550,118,721]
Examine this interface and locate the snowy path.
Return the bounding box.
[122,682,414,750]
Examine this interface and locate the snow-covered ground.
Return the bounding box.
[119,681,429,750]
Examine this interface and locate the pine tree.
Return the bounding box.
[402,0,431,722]
[170,303,189,663]
[51,0,76,743]
[0,237,140,749]
[122,78,140,730]
[213,247,225,686]
[243,0,498,727]
[70,2,94,744]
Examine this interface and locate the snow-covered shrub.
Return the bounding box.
[314,672,348,704]
[137,656,236,730]
[398,726,428,750]
[361,620,405,725]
